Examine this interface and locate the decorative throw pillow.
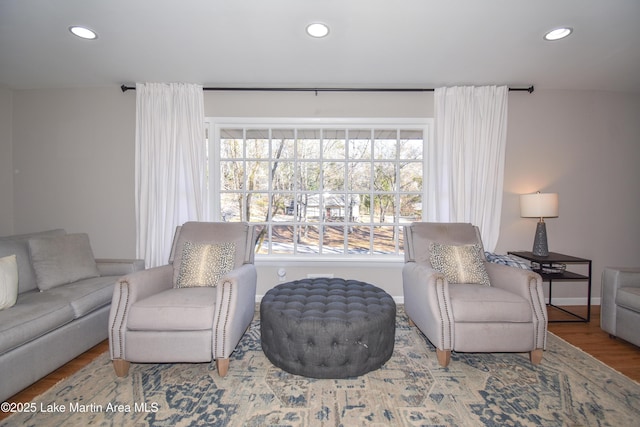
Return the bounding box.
[0,254,19,310]
[28,233,100,291]
[430,242,491,286]
[176,241,236,288]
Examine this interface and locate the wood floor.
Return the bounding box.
[1,305,638,422]
[547,305,640,381]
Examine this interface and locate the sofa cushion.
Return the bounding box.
[430,242,491,286]
[28,233,100,291]
[449,284,532,322]
[0,291,75,355]
[616,287,640,313]
[42,276,118,318]
[0,255,19,310]
[127,287,217,331]
[176,241,236,288]
[0,229,66,294]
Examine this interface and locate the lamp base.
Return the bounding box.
[532,220,549,256]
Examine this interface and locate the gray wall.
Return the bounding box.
[497,90,640,300]
[11,88,136,256]
[4,87,640,302]
[0,85,13,235]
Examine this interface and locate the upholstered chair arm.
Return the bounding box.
[212,263,258,360]
[109,265,173,359]
[485,262,547,349]
[113,265,173,303]
[485,262,542,300]
[96,258,145,276]
[402,262,454,352]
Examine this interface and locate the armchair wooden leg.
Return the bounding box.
[530,348,544,365]
[408,318,416,327]
[216,358,230,377]
[436,349,451,367]
[113,359,130,377]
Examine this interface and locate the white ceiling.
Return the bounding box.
[1,0,639,93]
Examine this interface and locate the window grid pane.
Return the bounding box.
[215,121,426,256]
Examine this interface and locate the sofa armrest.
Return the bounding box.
[601,267,640,335]
[213,263,257,359]
[604,268,640,289]
[109,265,173,360]
[96,258,145,276]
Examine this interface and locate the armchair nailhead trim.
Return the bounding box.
[109,280,130,359]
[214,281,233,358]
[527,275,547,349]
[436,276,453,350]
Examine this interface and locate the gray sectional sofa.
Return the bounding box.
[600,267,640,347]
[0,229,144,401]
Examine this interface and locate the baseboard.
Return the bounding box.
[548,297,601,306]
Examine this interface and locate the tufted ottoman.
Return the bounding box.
[260,277,396,378]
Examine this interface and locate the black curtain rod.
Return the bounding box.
[120,84,534,94]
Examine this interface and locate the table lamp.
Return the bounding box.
[520,192,559,256]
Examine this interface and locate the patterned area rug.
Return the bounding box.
[3,307,639,427]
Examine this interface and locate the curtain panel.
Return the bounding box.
[135,83,206,268]
[427,85,508,251]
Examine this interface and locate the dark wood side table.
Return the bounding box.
[507,251,592,323]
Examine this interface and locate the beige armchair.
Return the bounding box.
[402,222,547,367]
[108,222,257,377]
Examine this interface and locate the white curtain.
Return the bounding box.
[135,83,206,267]
[427,85,508,251]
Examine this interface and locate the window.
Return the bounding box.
[207,118,430,257]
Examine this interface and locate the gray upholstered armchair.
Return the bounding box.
[109,222,257,377]
[402,222,547,367]
[600,267,640,347]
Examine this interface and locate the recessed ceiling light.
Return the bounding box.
[306,23,329,38]
[69,26,98,40]
[544,27,573,41]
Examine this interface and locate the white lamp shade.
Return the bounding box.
[520,192,559,218]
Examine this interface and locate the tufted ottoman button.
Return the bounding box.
[260,278,396,378]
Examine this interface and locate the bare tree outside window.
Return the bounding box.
[213,121,428,256]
